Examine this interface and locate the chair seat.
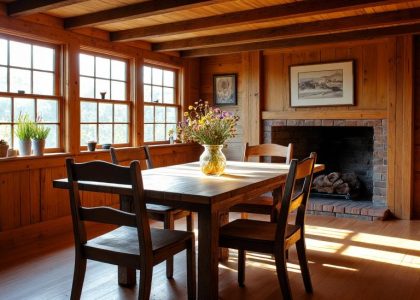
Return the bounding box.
[85,226,193,265]
[146,203,181,213]
[219,219,301,252]
[229,195,274,214]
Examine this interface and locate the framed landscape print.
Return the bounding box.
[213,74,237,105]
[290,61,354,107]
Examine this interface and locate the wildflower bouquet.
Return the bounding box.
[178,100,239,145]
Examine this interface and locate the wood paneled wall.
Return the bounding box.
[198,37,415,219]
[0,144,201,246]
[414,36,420,218]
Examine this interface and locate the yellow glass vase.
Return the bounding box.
[199,144,226,176]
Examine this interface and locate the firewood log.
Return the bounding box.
[327,172,341,183]
[335,182,350,194]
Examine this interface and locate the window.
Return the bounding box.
[0,36,60,150]
[143,65,178,142]
[79,53,130,147]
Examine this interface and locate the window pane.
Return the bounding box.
[45,124,58,148]
[0,97,11,122]
[10,68,31,94]
[81,124,97,145]
[152,68,162,85]
[80,54,94,76]
[80,76,94,98]
[96,57,110,79]
[14,98,35,121]
[144,84,151,102]
[143,66,151,84]
[114,124,128,144]
[99,103,113,122]
[144,105,154,123]
[144,124,153,142]
[33,71,54,95]
[155,106,165,123]
[33,45,54,71]
[98,124,112,144]
[163,70,174,87]
[0,39,7,65]
[115,104,128,122]
[95,79,110,99]
[111,60,126,81]
[111,81,126,100]
[152,86,162,103]
[155,124,165,141]
[37,99,58,122]
[0,125,12,146]
[9,41,31,68]
[163,87,174,104]
[80,101,97,122]
[166,106,177,123]
[0,67,7,92]
[166,123,177,140]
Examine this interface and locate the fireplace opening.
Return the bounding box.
[272,126,374,201]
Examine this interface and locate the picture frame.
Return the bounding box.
[213,74,237,105]
[290,60,354,107]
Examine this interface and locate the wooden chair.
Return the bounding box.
[110,146,194,279]
[219,152,316,300]
[230,143,293,221]
[66,158,196,300]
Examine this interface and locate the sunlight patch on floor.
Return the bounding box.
[306,238,343,253]
[322,263,358,272]
[305,225,353,240]
[351,233,420,251]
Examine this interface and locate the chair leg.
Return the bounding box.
[296,238,313,293]
[274,251,292,300]
[164,213,174,279]
[139,265,153,300]
[238,249,246,287]
[70,256,86,300]
[186,237,196,300]
[187,212,194,232]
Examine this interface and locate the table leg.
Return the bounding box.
[118,195,136,286]
[219,211,229,261]
[198,207,219,300]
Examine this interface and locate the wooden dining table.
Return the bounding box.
[53,160,324,300]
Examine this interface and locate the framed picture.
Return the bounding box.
[290,61,354,107]
[213,74,237,105]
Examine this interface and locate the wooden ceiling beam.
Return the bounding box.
[111,0,408,41]
[180,23,420,57]
[153,8,420,51]
[64,0,234,29]
[7,0,87,17]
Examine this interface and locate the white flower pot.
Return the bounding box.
[32,139,46,156]
[18,139,32,156]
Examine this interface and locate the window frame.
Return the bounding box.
[143,63,180,144]
[0,34,63,153]
[79,50,132,150]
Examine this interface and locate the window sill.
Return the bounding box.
[0,152,70,162]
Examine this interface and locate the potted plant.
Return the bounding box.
[15,113,34,156]
[0,139,8,158]
[87,140,97,151]
[32,122,50,156]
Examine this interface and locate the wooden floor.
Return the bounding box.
[1,214,420,299]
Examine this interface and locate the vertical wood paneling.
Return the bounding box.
[414,36,420,218]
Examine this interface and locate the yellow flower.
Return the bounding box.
[188,105,193,110]
[184,112,189,116]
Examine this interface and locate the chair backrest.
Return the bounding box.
[275,152,317,245]
[110,146,153,169]
[243,143,293,164]
[65,158,152,259]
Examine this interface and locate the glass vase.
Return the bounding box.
[199,144,226,176]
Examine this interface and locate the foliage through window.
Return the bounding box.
[143,65,178,142]
[79,53,130,147]
[0,36,60,149]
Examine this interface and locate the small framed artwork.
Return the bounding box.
[213,74,237,105]
[290,61,354,107]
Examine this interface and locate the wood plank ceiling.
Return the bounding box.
[3,0,420,57]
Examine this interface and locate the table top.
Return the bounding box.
[53,161,324,208]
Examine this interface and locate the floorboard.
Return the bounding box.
[1,214,420,299]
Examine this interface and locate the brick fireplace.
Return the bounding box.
[264,119,388,207]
